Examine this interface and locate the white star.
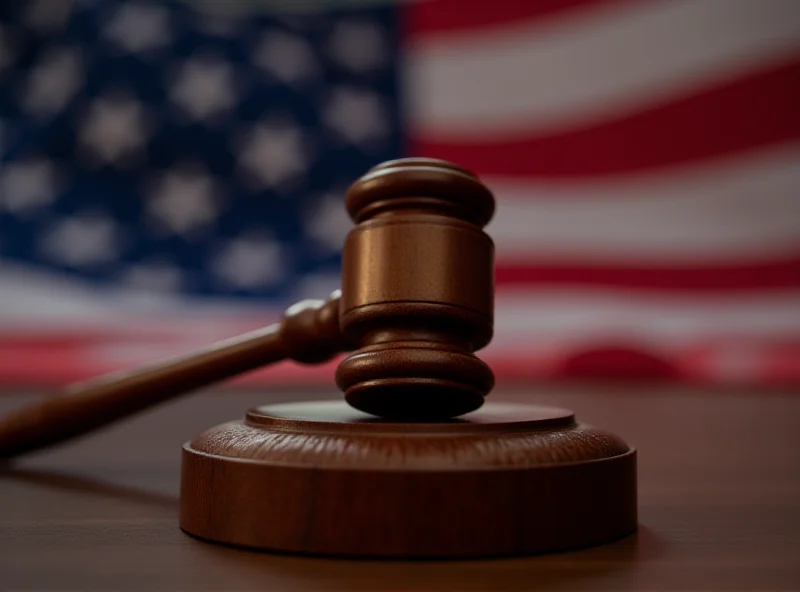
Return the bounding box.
[237,123,309,189]
[25,0,72,32]
[169,56,236,121]
[104,2,171,54]
[328,20,387,72]
[193,9,244,37]
[0,118,7,157]
[323,87,389,146]
[306,192,351,253]
[24,47,84,117]
[147,167,219,237]
[211,234,286,290]
[0,26,15,73]
[40,214,120,268]
[253,31,318,85]
[120,260,184,293]
[0,159,59,216]
[78,94,149,166]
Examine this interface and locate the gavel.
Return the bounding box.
[0,158,496,458]
[1,157,637,559]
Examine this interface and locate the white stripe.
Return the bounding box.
[487,145,800,261]
[1,274,796,354]
[491,290,800,346]
[0,262,272,327]
[406,0,800,138]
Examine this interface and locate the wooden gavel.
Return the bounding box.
[0,158,497,458]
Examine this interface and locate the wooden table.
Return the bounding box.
[1,384,798,591]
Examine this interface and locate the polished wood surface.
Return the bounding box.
[2,384,798,590]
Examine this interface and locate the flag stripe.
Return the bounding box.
[1,342,797,387]
[405,0,629,38]
[406,0,800,136]
[411,58,800,177]
[0,296,798,385]
[486,145,800,261]
[491,290,800,342]
[495,256,800,292]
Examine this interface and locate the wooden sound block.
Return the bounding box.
[179,400,637,558]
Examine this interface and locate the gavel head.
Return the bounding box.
[335,158,496,420]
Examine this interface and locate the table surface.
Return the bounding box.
[1,383,798,591]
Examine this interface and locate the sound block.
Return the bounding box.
[179,400,637,558]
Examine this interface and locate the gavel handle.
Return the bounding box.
[0,292,348,459]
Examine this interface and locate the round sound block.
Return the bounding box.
[179,400,637,558]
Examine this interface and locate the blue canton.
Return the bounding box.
[0,0,402,306]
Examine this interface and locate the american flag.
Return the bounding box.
[0,0,798,388]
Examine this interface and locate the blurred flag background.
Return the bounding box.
[0,0,798,388]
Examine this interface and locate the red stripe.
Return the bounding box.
[405,0,632,39]
[1,343,797,388]
[410,59,800,178]
[495,255,800,292]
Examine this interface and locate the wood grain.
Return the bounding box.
[1,383,799,591]
[180,401,636,557]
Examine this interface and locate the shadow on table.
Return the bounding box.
[175,527,666,592]
[0,466,667,591]
[0,466,179,510]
